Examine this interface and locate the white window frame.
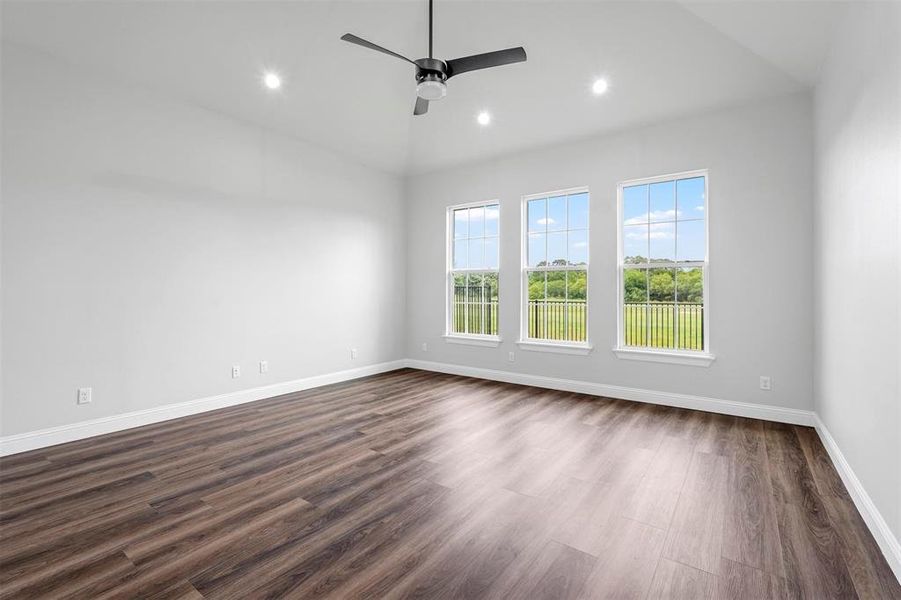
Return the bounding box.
[614,169,714,367]
[445,200,502,347]
[518,186,593,355]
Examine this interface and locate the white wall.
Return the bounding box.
[406,93,815,411]
[0,45,406,436]
[814,1,901,541]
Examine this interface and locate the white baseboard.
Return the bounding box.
[0,360,406,457]
[403,359,815,426]
[0,358,813,456]
[813,415,901,582]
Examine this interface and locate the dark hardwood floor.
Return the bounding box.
[1,368,898,599]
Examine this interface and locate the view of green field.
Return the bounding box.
[452,300,703,350]
[451,265,705,349]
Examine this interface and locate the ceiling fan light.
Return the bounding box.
[416,78,447,101]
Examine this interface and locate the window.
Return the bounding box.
[447,202,500,340]
[617,171,711,362]
[521,188,590,348]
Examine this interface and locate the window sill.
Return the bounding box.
[443,335,502,348]
[517,340,594,355]
[612,347,716,367]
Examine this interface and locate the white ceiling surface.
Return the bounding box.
[2,1,846,174]
[679,0,847,85]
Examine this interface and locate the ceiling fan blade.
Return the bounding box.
[414,96,429,115]
[340,33,416,65]
[446,47,527,78]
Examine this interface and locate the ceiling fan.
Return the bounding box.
[340,0,527,115]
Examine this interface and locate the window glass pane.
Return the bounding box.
[648,268,675,349]
[677,177,705,219]
[648,266,675,302]
[528,198,546,233]
[675,266,703,304]
[546,271,567,340]
[623,184,648,224]
[453,239,468,269]
[484,236,499,269]
[566,299,587,342]
[649,180,676,222]
[547,196,566,231]
[466,273,484,334]
[623,270,648,347]
[484,204,499,236]
[469,206,484,238]
[568,192,589,230]
[452,273,466,334]
[527,271,546,339]
[676,220,705,263]
[468,238,485,269]
[568,229,588,266]
[623,268,647,303]
[546,271,566,300]
[649,223,675,262]
[454,209,468,239]
[566,288,588,342]
[566,271,588,342]
[528,232,546,267]
[484,272,499,336]
[676,267,704,351]
[567,269,587,301]
[623,224,648,264]
[547,231,566,266]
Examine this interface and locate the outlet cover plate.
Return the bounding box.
[77,387,92,405]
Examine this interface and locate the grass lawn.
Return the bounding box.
[621,302,704,350]
[452,301,704,350]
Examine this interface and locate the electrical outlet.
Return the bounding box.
[77,387,92,405]
[259,360,269,374]
[351,348,358,360]
[232,365,241,379]
[508,352,515,362]
[759,376,772,391]
[421,342,428,352]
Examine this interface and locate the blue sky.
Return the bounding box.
[452,180,705,270]
[454,204,500,269]
[527,193,589,266]
[623,177,706,262]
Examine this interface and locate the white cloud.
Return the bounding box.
[537,217,556,225]
[694,205,704,212]
[625,223,674,240]
[650,224,674,239]
[623,209,681,226]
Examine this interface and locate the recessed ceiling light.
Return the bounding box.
[592,78,609,96]
[477,111,491,126]
[263,72,282,90]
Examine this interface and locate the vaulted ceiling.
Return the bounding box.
[1,1,850,174]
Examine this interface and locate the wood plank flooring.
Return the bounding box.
[1,368,898,599]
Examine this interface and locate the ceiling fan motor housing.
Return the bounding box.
[416,73,446,100]
[415,60,448,100]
